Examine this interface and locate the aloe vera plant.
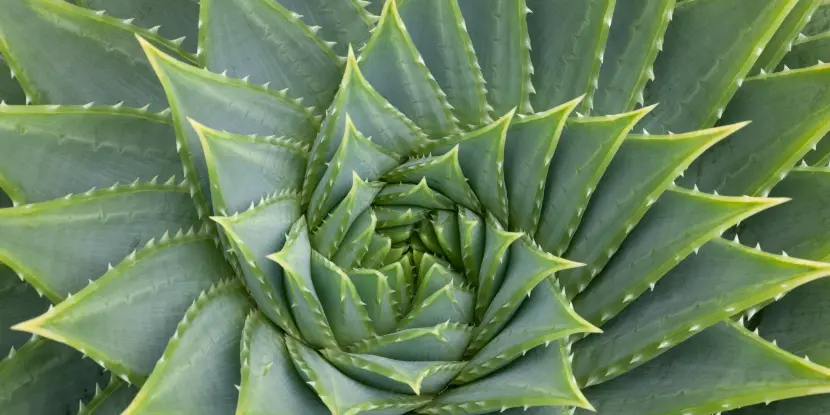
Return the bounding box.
[1,0,830,413]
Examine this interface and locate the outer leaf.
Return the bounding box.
[0,183,199,302]
[193,121,308,215]
[729,394,830,415]
[805,1,830,36]
[0,0,193,108]
[559,123,745,297]
[77,376,137,415]
[287,336,431,415]
[78,0,199,52]
[576,322,830,415]
[0,106,180,205]
[13,232,230,384]
[639,0,797,133]
[0,338,108,415]
[573,188,788,326]
[199,0,342,111]
[683,64,830,197]
[139,37,317,210]
[397,0,489,127]
[358,0,457,137]
[592,0,674,114]
[780,32,830,69]
[739,167,830,261]
[123,280,252,415]
[418,341,592,414]
[458,0,533,115]
[0,55,25,104]
[236,311,329,415]
[573,238,830,386]
[269,0,374,55]
[526,0,615,113]
[535,107,652,255]
[751,0,823,74]
[0,267,48,353]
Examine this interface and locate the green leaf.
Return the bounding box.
[287,336,431,415]
[573,238,830,386]
[419,341,592,414]
[752,0,823,74]
[348,321,474,362]
[573,188,787,326]
[322,348,465,396]
[475,213,522,320]
[302,48,428,203]
[739,167,830,261]
[431,210,464,270]
[331,209,377,269]
[193,121,308,215]
[0,106,180,205]
[307,117,399,227]
[0,55,26,104]
[348,268,398,334]
[269,0,374,55]
[422,112,513,224]
[12,231,230,384]
[199,0,342,111]
[123,280,252,415]
[458,207,485,285]
[311,250,375,346]
[0,0,193,108]
[358,0,457,136]
[728,394,830,415]
[139,37,318,210]
[576,321,830,415]
[311,174,383,257]
[469,237,582,352]
[682,64,830,197]
[504,98,580,232]
[558,123,745,298]
[414,255,465,305]
[384,146,482,213]
[804,1,830,36]
[458,0,533,115]
[77,376,137,415]
[535,107,652,255]
[378,223,415,245]
[592,0,674,114]
[806,133,830,166]
[526,0,615,114]
[375,205,431,228]
[267,217,338,349]
[399,281,474,330]
[397,0,489,127]
[374,179,455,210]
[236,311,329,415]
[78,0,199,52]
[781,32,830,69]
[0,267,48,353]
[0,338,109,415]
[0,183,200,302]
[456,279,599,384]
[639,0,797,133]
[360,234,392,269]
[213,192,302,337]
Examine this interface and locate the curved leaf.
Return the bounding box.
[78,0,199,52]
[270,0,374,55]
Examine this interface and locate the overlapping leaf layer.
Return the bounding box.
[1,0,830,414]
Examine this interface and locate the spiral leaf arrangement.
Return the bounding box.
[1,0,830,414]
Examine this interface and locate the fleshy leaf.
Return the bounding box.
[79,0,199,52]
[558,123,745,297]
[592,0,674,114]
[236,311,329,415]
[573,238,830,386]
[348,268,398,334]
[139,37,317,209]
[269,0,374,55]
[780,31,830,69]
[311,251,375,346]
[311,174,383,257]
[639,0,797,133]
[458,0,533,115]
[576,321,830,415]
[0,266,48,353]
[323,348,465,396]
[751,0,823,74]
[0,106,180,205]
[419,341,592,414]
[374,179,455,210]
[13,232,230,384]
[331,209,377,269]
[431,210,464,270]
[77,375,137,415]
[526,0,615,113]
[535,107,652,255]
[474,213,522,320]
[375,205,431,228]
[682,64,830,197]
[199,0,342,111]
[348,321,473,362]
[213,192,302,337]
[574,187,787,326]
[0,183,199,302]
[397,0,489,127]
[0,338,108,415]
[399,282,474,330]
[728,394,830,415]
[358,0,457,137]
[0,0,193,108]
[267,217,338,349]
[360,234,392,269]
[123,280,252,415]
[0,55,25,104]
[458,207,485,285]
[286,336,431,415]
